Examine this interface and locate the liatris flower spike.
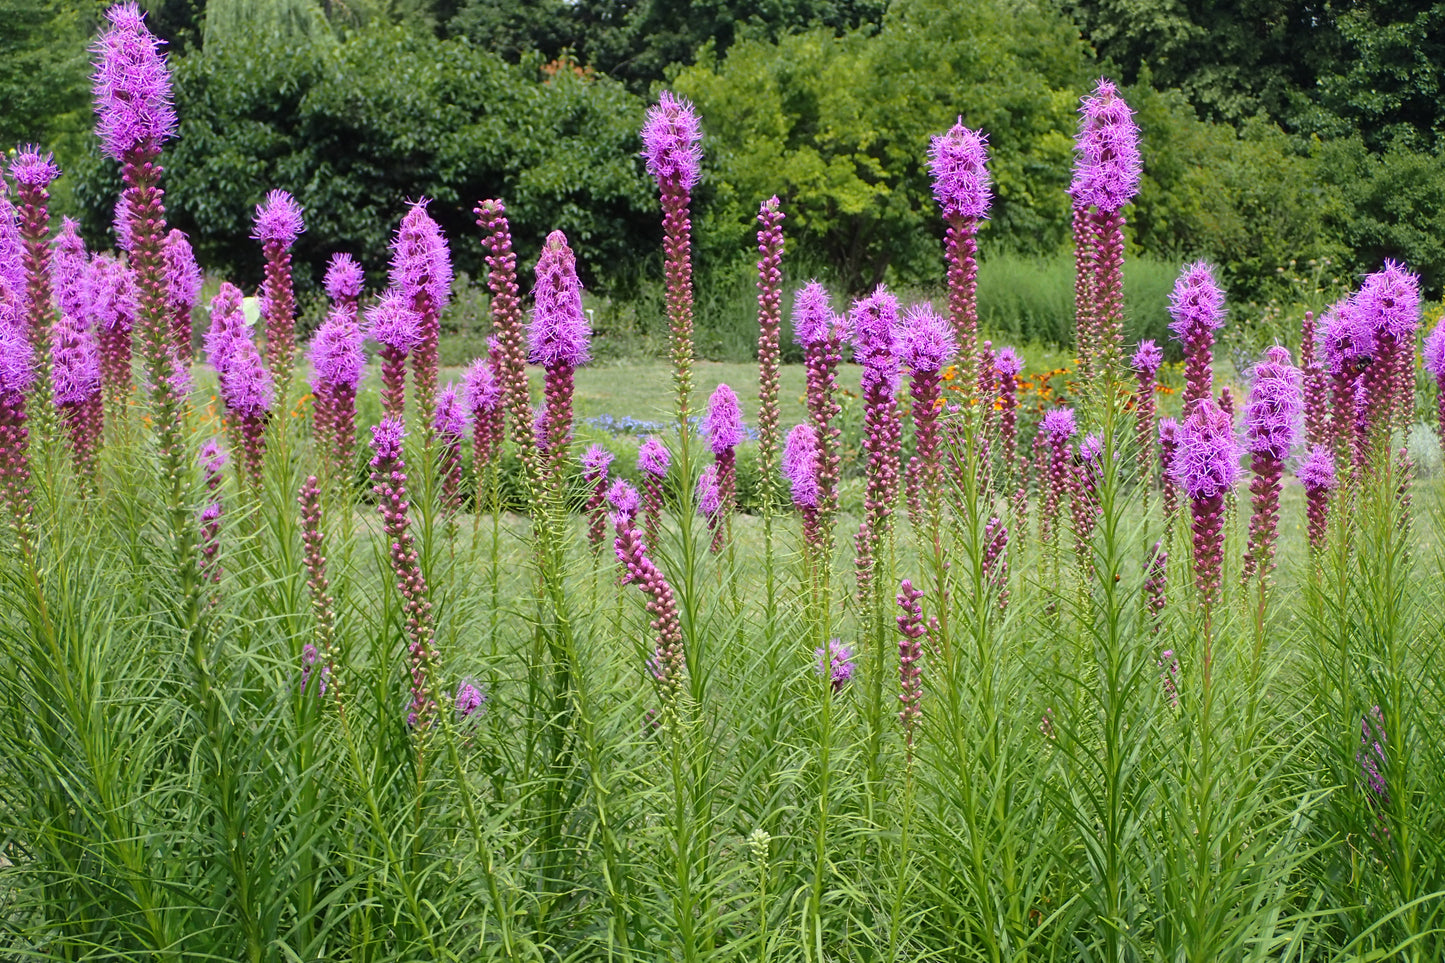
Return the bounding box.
[1132,339,1164,483]
[1072,79,1142,214]
[1425,316,1445,444]
[896,579,927,754]
[696,463,722,524]
[51,288,104,486]
[10,147,62,403]
[208,285,274,488]
[530,230,590,470]
[92,3,176,161]
[0,319,36,540]
[816,638,856,693]
[755,197,785,507]
[900,304,955,530]
[199,439,226,595]
[994,347,1025,487]
[308,306,366,474]
[929,119,990,386]
[1353,260,1420,440]
[983,515,1009,611]
[1158,417,1182,521]
[704,382,745,551]
[391,200,452,430]
[367,291,421,419]
[87,253,134,405]
[641,91,702,421]
[455,680,486,720]
[783,421,823,552]
[1169,262,1227,416]
[582,444,614,551]
[612,500,686,715]
[1297,444,1336,554]
[51,218,89,326]
[464,355,505,469]
[162,229,201,363]
[1144,542,1167,635]
[1039,408,1077,544]
[606,476,641,521]
[638,435,671,547]
[434,383,468,509]
[474,199,532,455]
[852,286,904,604]
[253,189,304,390]
[325,252,364,313]
[794,281,842,530]
[1170,398,1240,606]
[1071,432,1104,561]
[1243,346,1303,584]
[298,474,339,696]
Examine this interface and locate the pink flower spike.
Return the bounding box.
[899,304,955,374]
[607,477,641,517]
[252,190,305,247]
[8,147,60,189]
[367,291,422,355]
[1356,260,1421,342]
[528,230,591,368]
[91,2,176,160]
[703,383,745,455]
[638,436,671,479]
[308,307,366,392]
[325,253,364,304]
[641,90,702,190]
[928,119,991,220]
[390,199,453,313]
[783,422,820,509]
[993,347,1024,377]
[792,280,835,347]
[1071,78,1141,213]
[1132,340,1163,375]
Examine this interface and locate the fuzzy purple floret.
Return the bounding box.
[86,253,132,331]
[1356,259,1421,342]
[1041,408,1077,439]
[783,422,820,508]
[463,357,501,413]
[993,346,1024,377]
[51,218,89,323]
[1079,432,1103,462]
[696,464,722,516]
[218,334,274,417]
[52,311,102,405]
[851,285,900,369]
[8,147,60,188]
[390,200,452,312]
[0,196,24,306]
[434,382,467,438]
[325,252,364,303]
[792,280,835,347]
[163,229,202,312]
[1320,298,1374,373]
[199,437,226,474]
[1168,262,1227,339]
[1297,444,1336,491]
[252,190,304,247]
[528,230,591,368]
[582,443,614,476]
[367,291,422,353]
[1132,339,1163,375]
[816,637,857,692]
[607,477,641,517]
[638,436,671,478]
[0,321,35,400]
[641,90,702,190]
[1425,318,1445,378]
[704,382,745,454]
[1072,78,1141,212]
[455,681,486,718]
[203,282,247,373]
[1170,398,1240,498]
[370,416,405,463]
[91,3,175,160]
[1245,345,1303,460]
[928,119,991,220]
[308,307,366,390]
[899,304,955,373]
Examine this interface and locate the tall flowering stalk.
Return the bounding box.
[391,200,452,434]
[1352,261,1421,449]
[434,383,467,510]
[1071,433,1103,562]
[162,228,201,364]
[696,465,721,536]
[1242,347,1303,585]
[755,197,784,512]
[529,231,591,478]
[1301,310,1329,447]
[1297,444,1336,555]
[311,253,364,455]
[1071,205,1096,373]
[794,281,841,537]
[51,218,88,328]
[703,383,745,552]
[851,286,903,606]
[582,444,614,552]
[641,91,702,423]
[198,439,225,598]
[464,355,505,474]
[0,320,36,544]
[9,148,62,412]
[1320,298,1371,470]
[1169,262,1227,416]
[638,436,671,548]
[307,306,366,480]
[900,305,956,537]
[994,347,1024,486]
[253,190,304,394]
[1072,79,1141,379]
[368,291,421,420]
[325,252,364,315]
[474,199,534,456]
[1158,417,1181,524]
[983,516,1009,611]
[370,418,440,731]
[927,119,991,394]
[51,283,104,488]
[610,482,686,715]
[783,422,822,556]
[1039,408,1077,544]
[298,474,339,697]
[1170,398,1240,612]
[1425,317,1445,445]
[206,283,274,488]
[0,190,23,317]
[87,252,133,409]
[1131,340,1163,484]
[895,579,928,758]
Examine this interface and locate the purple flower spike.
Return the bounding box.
[91,3,176,160]
[51,218,89,324]
[816,638,857,693]
[1321,298,1374,373]
[928,119,991,220]
[792,280,836,347]
[1426,317,1445,445]
[607,477,641,518]
[1245,346,1304,461]
[391,200,453,314]
[638,435,671,546]
[1132,340,1163,375]
[696,464,722,518]
[1356,260,1421,343]
[638,436,671,478]
[370,416,405,462]
[1169,261,1227,414]
[203,282,246,375]
[994,347,1024,377]
[0,322,36,401]
[783,422,821,510]
[367,291,422,353]
[455,681,486,719]
[899,304,955,374]
[252,189,305,247]
[1072,78,1142,213]
[435,383,467,508]
[309,308,366,392]
[1172,398,1239,605]
[1298,444,1337,553]
[325,253,364,306]
[9,148,60,189]
[641,90,702,191]
[583,443,614,477]
[1041,408,1078,440]
[529,230,591,368]
[704,383,745,455]
[434,383,467,439]
[851,285,900,371]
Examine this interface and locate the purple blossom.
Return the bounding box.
[1320,298,1374,373]
[783,422,820,508]
[1297,444,1336,492]
[252,190,304,247]
[390,199,452,313]
[163,229,202,313]
[638,436,671,479]
[0,195,24,307]
[1423,317,1445,378]
[1168,262,1227,340]
[217,332,274,418]
[1132,339,1163,375]
[463,356,501,413]
[696,464,722,517]
[370,416,405,462]
[928,119,991,220]
[325,253,364,304]
[0,322,35,401]
[529,230,591,368]
[91,3,176,160]
[200,437,227,475]
[899,304,955,373]
[1072,78,1141,212]
[792,280,835,347]
[367,291,422,354]
[1244,346,1303,460]
[1079,432,1103,463]
[607,477,641,517]
[1356,260,1421,342]
[1041,408,1077,439]
[704,383,745,454]
[204,282,247,374]
[86,253,132,331]
[434,383,467,438]
[815,638,857,692]
[641,90,702,190]
[52,308,101,405]
[1170,399,1240,499]
[582,444,614,477]
[455,680,487,719]
[993,347,1024,377]
[851,285,900,369]
[51,218,89,323]
[8,147,60,188]
[308,308,366,391]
